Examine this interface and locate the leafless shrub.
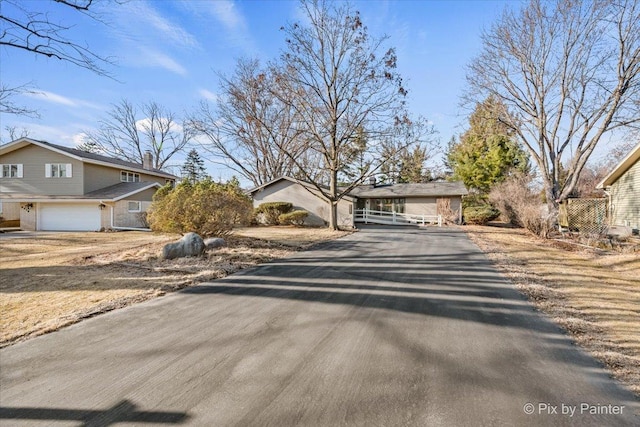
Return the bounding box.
[489,173,553,237]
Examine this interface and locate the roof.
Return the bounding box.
[248,176,356,201]
[348,181,468,198]
[248,176,468,199]
[0,181,161,202]
[0,137,176,179]
[597,141,640,189]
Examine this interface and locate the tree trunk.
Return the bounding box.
[329,201,338,230]
[328,168,338,230]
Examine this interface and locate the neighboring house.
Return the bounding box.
[250,176,356,228]
[0,138,176,231]
[597,141,640,233]
[248,176,468,228]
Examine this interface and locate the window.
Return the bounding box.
[128,201,141,212]
[45,163,72,178]
[372,198,404,213]
[1,164,23,178]
[121,171,140,182]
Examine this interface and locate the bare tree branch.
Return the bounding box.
[0,0,117,117]
[270,0,416,229]
[81,99,195,170]
[465,0,640,219]
[190,58,315,187]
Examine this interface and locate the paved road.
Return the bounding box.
[1,226,637,426]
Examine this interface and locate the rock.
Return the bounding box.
[163,232,205,259]
[204,237,225,250]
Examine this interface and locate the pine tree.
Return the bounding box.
[181,149,208,183]
[447,96,529,193]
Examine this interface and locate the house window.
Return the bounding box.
[1,164,23,178]
[128,201,141,212]
[121,171,140,182]
[372,198,404,213]
[45,163,72,178]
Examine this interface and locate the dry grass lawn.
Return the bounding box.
[465,225,640,395]
[0,227,349,347]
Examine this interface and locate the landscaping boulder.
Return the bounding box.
[163,232,205,260]
[204,237,225,250]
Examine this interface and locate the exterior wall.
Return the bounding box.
[609,159,640,230]
[101,203,112,229]
[20,204,37,231]
[0,201,21,220]
[252,180,354,227]
[122,187,157,201]
[113,200,152,228]
[405,197,438,216]
[83,163,168,193]
[0,145,84,195]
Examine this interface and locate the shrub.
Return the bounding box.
[279,210,309,226]
[147,178,252,237]
[489,173,553,237]
[254,202,293,225]
[463,205,500,225]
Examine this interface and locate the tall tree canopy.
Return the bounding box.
[448,96,529,193]
[190,58,316,187]
[80,99,195,171]
[466,0,640,214]
[272,0,425,229]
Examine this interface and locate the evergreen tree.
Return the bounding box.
[447,96,529,193]
[182,149,208,183]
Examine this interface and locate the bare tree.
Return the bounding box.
[3,125,30,142]
[0,82,40,118]
[272,0,416,229]
[81,100,195,170]
[466,0,640,219]
[190,58,314,187]
[1,0,116,116]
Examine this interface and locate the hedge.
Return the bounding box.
[278,210,309,226]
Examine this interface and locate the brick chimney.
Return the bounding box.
[143,151,153,170]
[368,176,376,187]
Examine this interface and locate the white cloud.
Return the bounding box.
[182,0,256,54]
[135,2,199,49]
[198,89,218,101]
[12,122,80,146]
[132,49,188,76]
[135,117,183,133]
[210,0,243,30]
[107,1,198,75]
[25,91,102,110]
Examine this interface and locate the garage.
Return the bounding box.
[39,203,101,231]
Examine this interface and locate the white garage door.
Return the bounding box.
[39,203,101,231]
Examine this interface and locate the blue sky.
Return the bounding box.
[2,0,513,180]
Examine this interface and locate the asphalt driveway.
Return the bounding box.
[1,226,637,426]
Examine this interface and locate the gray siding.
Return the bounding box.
[405,197,438,216]
[113,200,152,228]
[0,145,84,195]
[610,159,640,229]
[122,187,157,202]
[0,201,20,220]
[253,180,354,227]
[83,163,168,193]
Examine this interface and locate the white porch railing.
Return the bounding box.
[355,209,442,227]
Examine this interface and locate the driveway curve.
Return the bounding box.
[1,225,637,426]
